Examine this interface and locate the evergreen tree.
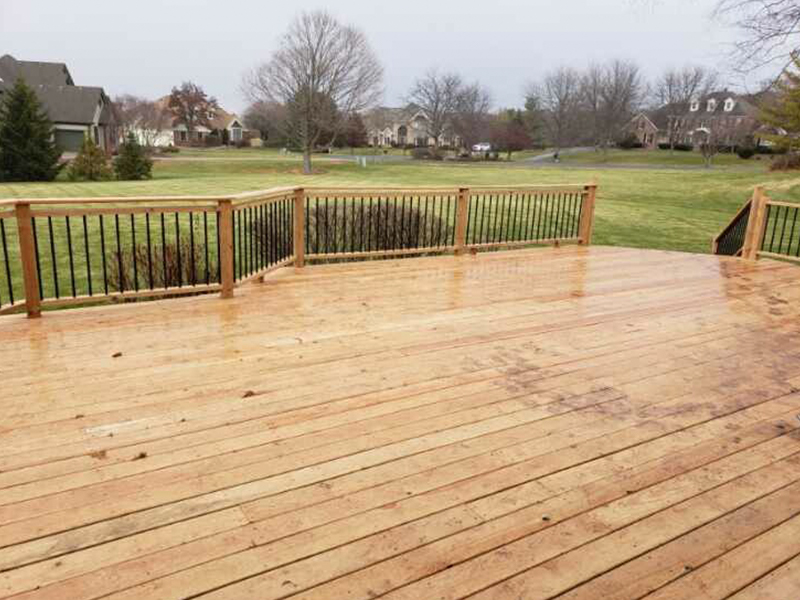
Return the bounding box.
[67,135,113,181]
[114,132,153,180]
[761,55,800,153]
[0,79,63,181]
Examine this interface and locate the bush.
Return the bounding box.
[737,147,756,160]
[658,143,671,150]
[67,136,113,181]
[769,152,800,171]
[114,133,153,180]
[410,147,443,161]
[204,134,222,147]
[160,146,180,154]
[107,239,217,293]
[305,201,451,256]
[673,143,694,152]
[756,145,788,155]
[618,134,643,149]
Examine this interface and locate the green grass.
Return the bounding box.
[2,156,799,308]
[561,148,771,168]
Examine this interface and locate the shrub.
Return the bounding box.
[114,133,153,180]
[618,134,643,149]
[769,152,800,171]
[737,147,756,159]
[160,145,180,154]
[107,239,217,293]
[657,143,671,150]
[411,147,431,160]
[67,136,113,181]
[0,79,63,182]
[305,201,451,256]
[673,143,694,152]
[204,134,222,147]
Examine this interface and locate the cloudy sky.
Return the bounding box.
[0,0,765,114]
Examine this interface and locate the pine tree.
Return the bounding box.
[67,135,113,181]
[113,132,153,180]
[0,79,63,181]
[761,55,800,153]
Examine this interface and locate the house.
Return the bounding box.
[0,54,118,153]
[365,106,460,148]
[644,91,775,149]
[149,97,250,147]
[624,113,659,149]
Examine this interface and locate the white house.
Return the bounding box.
[365,106,460,148]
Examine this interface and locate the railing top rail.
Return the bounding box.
[765,199,800,209]
[0,184,593,209]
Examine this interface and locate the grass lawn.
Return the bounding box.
[1,155,799,307]
[561,148,772,169]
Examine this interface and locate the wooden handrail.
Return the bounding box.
[742,187,768,261]
[1,184,598,318]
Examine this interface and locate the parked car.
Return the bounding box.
[472,142,492,152]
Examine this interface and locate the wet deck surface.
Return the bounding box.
[1,246,800,599]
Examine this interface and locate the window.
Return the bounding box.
[690,100,699,112]
[707,99,717,112]
[724,98,735,112]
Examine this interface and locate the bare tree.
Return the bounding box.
[596,60,645,151]
[451,82,492,151]
[242,11,383,173]
[654,66,719,150]
[167,82,219,140]
[581,64,605,149]
[407,71,464,149]
[714,0,800,71]
[528,67,582,152]
[114,95,170,148]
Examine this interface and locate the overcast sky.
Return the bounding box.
[0,0,767,114]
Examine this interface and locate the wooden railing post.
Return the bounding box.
[578,183,597,245]
[742,186,768,261]
[293,187,305,268]
[455,187,469,255]
[15,203,41,318]
[218,199,234,299]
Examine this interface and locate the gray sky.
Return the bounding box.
[0,0,764,114]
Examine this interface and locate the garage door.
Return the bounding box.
[54,129,86,153]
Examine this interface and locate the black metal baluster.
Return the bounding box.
[523,193,534,240]
[46,217,59,299]
[65,216,76,297]
[175,212,183,286]
[114,214,123,293]
[765,205,776,251]
[271,202,278,264]
[82,215,92,297]
[189,212,196,285]
[146,213,154,289]
[130,214,138,292]
[99,215,108,295]
[776,205,790,254]
[216,211,222,283]
[160,213,168,288]
[1,219,13,304]
[536,194,546,240]
[203,211,210,285]
[787,207,799,256]
[478,194,488,244]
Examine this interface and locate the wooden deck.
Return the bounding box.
[1,245,800,600]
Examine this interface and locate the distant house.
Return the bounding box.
[365,106,460,148]
[150,98,251,147]
[624,113,659,149]
[641,91,778,149]
[0,54,118,154]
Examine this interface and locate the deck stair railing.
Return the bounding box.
[714,186,800,263]
[0,183,597,318]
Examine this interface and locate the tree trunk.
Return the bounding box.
[303,148,312,174]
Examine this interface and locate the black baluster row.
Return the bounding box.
[0,218,16,308]
[233,198,294,281]
[762,204,800,257]
[24,209,219,301]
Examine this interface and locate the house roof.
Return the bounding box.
[648,90,768,129]
[156,96,244,131]
[34,85,110,125]
[365,105,423,131]
[0,54,73,89]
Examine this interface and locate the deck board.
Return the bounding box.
[1,246,799,599]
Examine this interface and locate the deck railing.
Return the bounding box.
[0,184,597,317]
[714,186,800,264]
